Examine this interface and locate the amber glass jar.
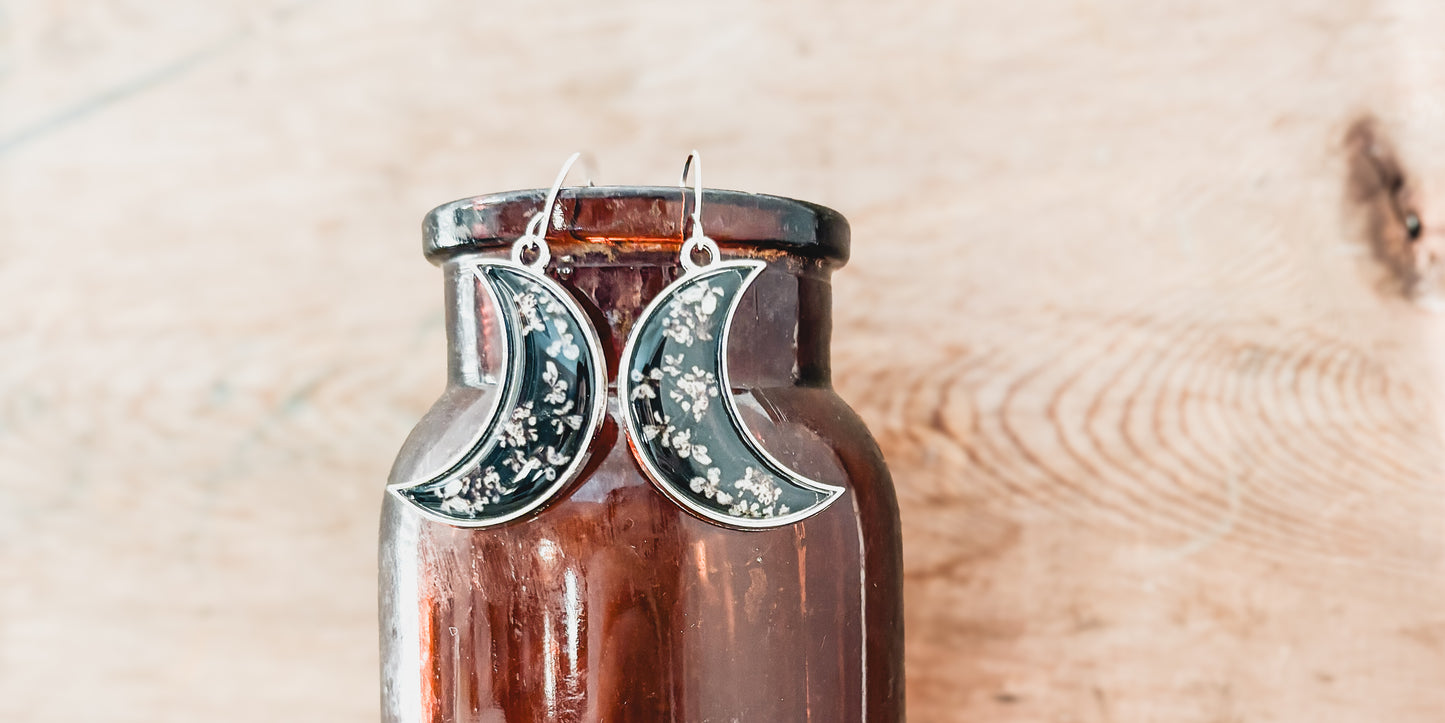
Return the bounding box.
[380,187,903,722]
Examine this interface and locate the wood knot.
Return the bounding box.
[1344,116,1440,303]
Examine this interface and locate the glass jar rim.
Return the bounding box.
[424,186,850,266]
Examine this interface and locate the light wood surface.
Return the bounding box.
[4,1,1445,720]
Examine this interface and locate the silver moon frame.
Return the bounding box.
[387,257,608,528]
[619,259,844,530]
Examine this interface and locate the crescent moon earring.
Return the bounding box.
[388,153,608,527]
[619,151,844,529]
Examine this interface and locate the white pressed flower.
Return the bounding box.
[538,289,564,316]
[671,429,693,456]
[498,402,539,448]
[546,331,580,361]
[691,445,712,465]
[544,446,571,467]
[641,414,671,443]
[677,283,707,304]
[551,400,584,434]
[543,362,569,405]
[671,367,720,422]
[442,476,465,498]
[698,290,718,315]
[515,293,545,336]
[734,466,783,507]
[503,449,531,473]
[545,386,568,405]
[689,468,726,503]
[729,500,763,518]
[661,284,724,347]
[500,419,529,447]
[662,320,695,346]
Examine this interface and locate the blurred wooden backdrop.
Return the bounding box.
[4,1,1445,721]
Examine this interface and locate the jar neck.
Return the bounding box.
[442,247,834,389]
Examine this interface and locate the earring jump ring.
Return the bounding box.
[679,149,720,271]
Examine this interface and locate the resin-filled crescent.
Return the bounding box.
[621,260,844,528]
[388,261,606,527]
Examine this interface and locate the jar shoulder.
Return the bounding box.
[735,384,892,484]
[386,383,501,488]
[389,382,893,494]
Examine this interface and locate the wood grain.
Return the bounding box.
[4,1,1445,721]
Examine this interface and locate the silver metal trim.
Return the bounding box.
[619,258,845,530]
[387,255,608,528]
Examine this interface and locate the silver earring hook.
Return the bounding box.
[514,151,583,268]
[679,149,719,272]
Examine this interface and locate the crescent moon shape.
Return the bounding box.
[388,260,606,527]
[621,260,844,528]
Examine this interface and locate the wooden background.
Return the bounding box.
[4,1,1445,720]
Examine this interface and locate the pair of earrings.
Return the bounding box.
[390,153,842,530]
